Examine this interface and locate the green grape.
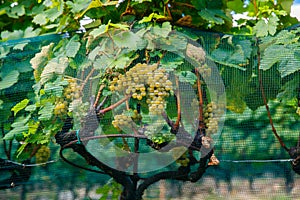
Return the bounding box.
[35,145,50,164]
[64,78,81,100]
[203,101,225,136]
[112,113,136,131]
[108,63,173,115]
[54,99,68,116]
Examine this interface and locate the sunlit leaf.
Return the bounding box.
[30,43,54,69]
[33,13,48,25]
[12,99,30,116]
[90,24,107,38]
[112,31,146,50]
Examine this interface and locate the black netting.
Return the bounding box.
[1,30,300,199]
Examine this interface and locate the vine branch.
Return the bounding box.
[257,39,289,152]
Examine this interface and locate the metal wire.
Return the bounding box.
[2,159,59,167]
[220,159,293,163]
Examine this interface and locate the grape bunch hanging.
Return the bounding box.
[109,63,173,115]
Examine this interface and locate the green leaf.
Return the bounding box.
[160,53,184,71]
[280,0,294,14]
[11,4,25,17]
[108,22,129,30]
[38,102,54,121]
[227,0,246,13]
[112,31,146,50]
[198,9,225,25]
[0,70,19,90]
[152,22,172,38]
[40,57,69,84]
[268,15,279,35]
[3,115,30,140]
[139,13,165,24]
[12,99,30,116]
[25,104,37,112]
[177,71,197,84]
[33,13,48,25]
[90,24,107,38]
[65,36,81,58]
[278,54,300,77]
[1,30,23,40]
[0,46,10,59]
[192,0,206,10]
[253,15,279,37]
[30,43,54,69]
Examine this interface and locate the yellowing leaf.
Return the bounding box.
[12,99,30,116]
[76,0,103,19]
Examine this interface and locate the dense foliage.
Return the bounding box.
[1,0,300,199]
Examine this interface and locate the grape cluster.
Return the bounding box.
[132,109,142,122]
[109,63,173,115]
[203,102,224,136]
[54,98,68,115]
[64,78,81,100]
[112,114,137,131]
[35,145,50,164]
[54,78,81,117]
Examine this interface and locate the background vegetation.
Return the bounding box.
[1,0,300,199]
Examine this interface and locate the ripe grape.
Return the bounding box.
[112,113,137,131]
[64,78,81,100]
[203,101,225,136]
[109,63,173,115]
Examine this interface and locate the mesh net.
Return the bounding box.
[1,30,300,200]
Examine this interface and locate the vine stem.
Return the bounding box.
[195,68,205,130]
[99,95,131,114]
[174,77,181,128]
[80,68,96,93]
[257,39,289,152]
[93,84,105,108]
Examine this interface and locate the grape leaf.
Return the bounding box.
[0,70,19,90]
[7,4,25,18]
[40,57,69,84]
[30,43,54,69]
[253,15,279,37]
[90,24,107,38]
[38,102,54,121]
[0,46,10,59]
[1,30,23,40]
[191,0,206,10]
[198,9,225,25]
[3,115,30,140]
[12,99,30,116]
[33,13,48,25]
[227,0,246,13]
[177,71,197,84]
[152,22,172,38]
[65,36,81,58]
[139,13,165,24]
[112,31,146,50]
